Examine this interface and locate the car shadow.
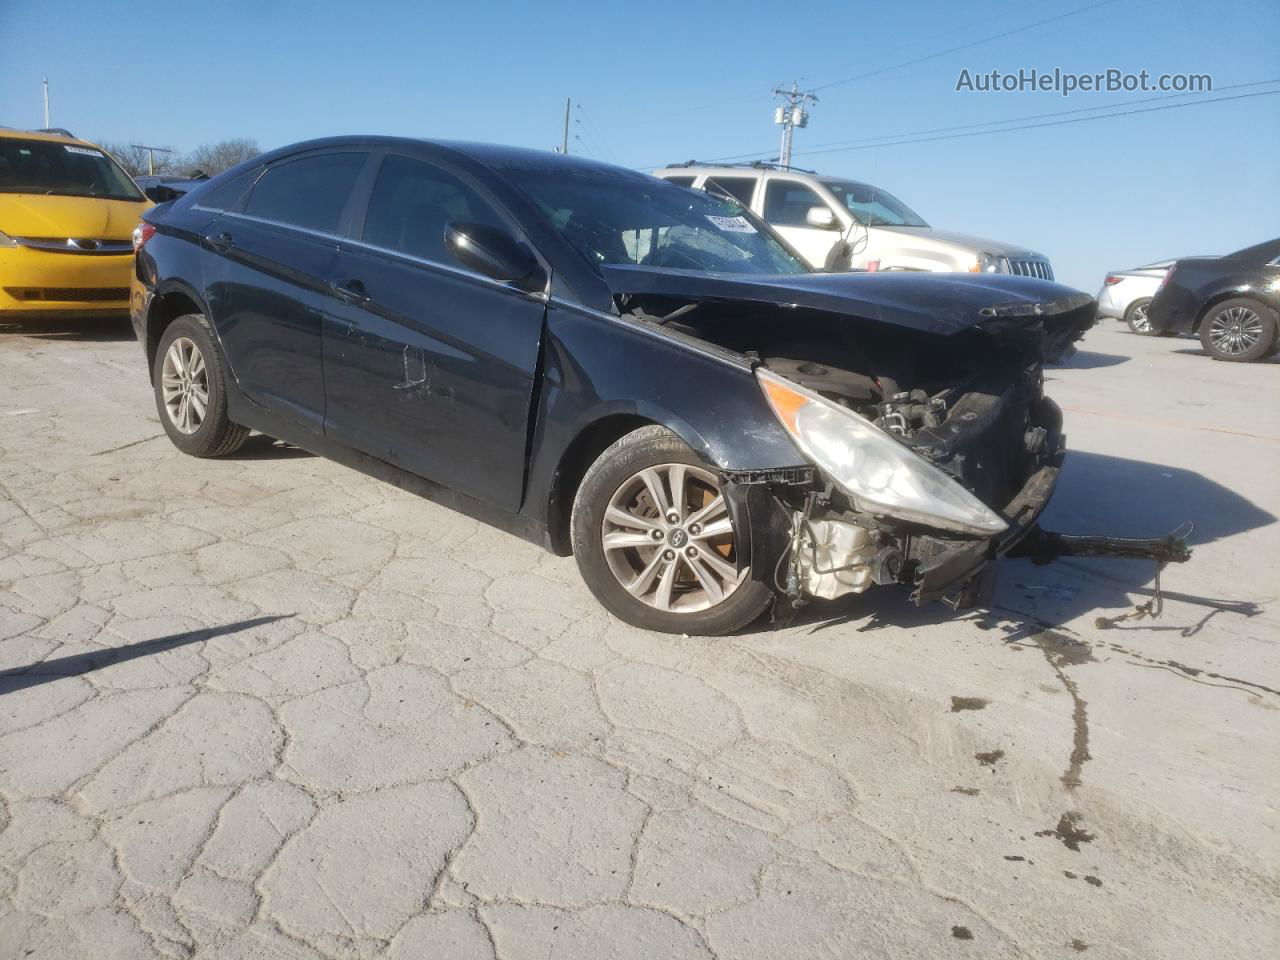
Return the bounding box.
[750,449,1274,637]
[0,315,135,343]
[220,434,315,460]
[1171,347,1280,365]
[1045,450,1274,547]
[1050,350,1129,370]
[0,615,292,694]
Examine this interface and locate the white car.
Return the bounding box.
[1095,260,1176,335]
[653,162,1053,279]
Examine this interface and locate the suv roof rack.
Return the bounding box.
[35,127,76,138]
[663,159,818,175]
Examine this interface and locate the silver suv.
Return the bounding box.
[653,162,1053,279]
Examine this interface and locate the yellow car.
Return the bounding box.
[0,128,150,320]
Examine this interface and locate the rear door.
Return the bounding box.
[321,152,547,511]
[203,150,368,433]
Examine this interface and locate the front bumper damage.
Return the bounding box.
[724,397,1192,611]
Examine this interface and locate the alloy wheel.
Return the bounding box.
[601,463,746,613]
[161,336,209,434]
[1130,302,1151,333]
[1208,305,1264,356]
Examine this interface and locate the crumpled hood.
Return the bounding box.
[875,225,1045,260]
[603,265,1094,336]
[0,193,149,240]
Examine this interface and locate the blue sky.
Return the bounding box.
[2,0,1277,289]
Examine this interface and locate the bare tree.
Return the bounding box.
[98,141,180,178]
[184,138,261,176]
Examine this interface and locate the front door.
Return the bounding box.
[321,153,546,512]
[203,150,368,433]
[761,177,842,269]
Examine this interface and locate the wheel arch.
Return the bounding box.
[1192,290,1275,333]
[145,280,211,380]
[542,406,722,556]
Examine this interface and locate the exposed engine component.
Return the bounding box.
[792,516,878,600]
[874,389,949,436]
[761,357,878,404]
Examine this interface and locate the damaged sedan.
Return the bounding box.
[132,138,1183,635]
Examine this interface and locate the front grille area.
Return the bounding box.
[1007,258,1054,281]
[15,237,134,255]
[4,286,129,302]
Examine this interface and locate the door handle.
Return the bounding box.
[329,278,371,304]
[207,231,233,252]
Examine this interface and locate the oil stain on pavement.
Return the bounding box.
[1037,812,1096,851]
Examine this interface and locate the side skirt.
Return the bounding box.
[224,388,552,552]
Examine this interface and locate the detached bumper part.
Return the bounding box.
[911,459,1062,606]
[910,464,1193,609]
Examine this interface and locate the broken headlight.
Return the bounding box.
[757,369,1009,537]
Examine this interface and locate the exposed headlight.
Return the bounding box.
[969,252,1004,273]
[0,229,17,248]
[757,369,1009,537]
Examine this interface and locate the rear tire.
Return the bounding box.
[1124,297,1157,336]
[1198,298,1277,362]
[153,314,249,457]
[571,425,773,635]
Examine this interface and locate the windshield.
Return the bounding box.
[823,179,928,228]
[0,137,143,202]
[506,169,808,276]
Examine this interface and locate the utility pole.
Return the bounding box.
[561,98,571,155]
[42,77,50,129]
[130,143,174,176]
[772,82,817,168]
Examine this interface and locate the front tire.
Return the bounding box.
[1198,298,1277,362]
[153,314,249,457]
[571,425,773,635]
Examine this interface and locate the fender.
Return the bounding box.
[521,299,808,551]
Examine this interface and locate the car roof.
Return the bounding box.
[261,135,657,184]
[0,127,97,148]
[654,165,877,190]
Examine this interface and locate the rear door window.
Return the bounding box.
[662,175,696,187]
[703,176,757,206]
[194,167,259,211]
[361,154,506,264]
[763,180,830,227]
[244,152,367,234]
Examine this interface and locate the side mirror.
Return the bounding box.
[805,205,839,230]
[444,222,545,292]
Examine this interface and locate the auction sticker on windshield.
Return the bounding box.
[63,145,104,157]
[705,215,756,233]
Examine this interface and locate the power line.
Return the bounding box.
[701,78,1280,165]
[792,88,1280,158]
[631,86,1278,170]
[572,132,598,160]
[576,104,619,163]
[684,0,1110,114]
[811,0,1123,92]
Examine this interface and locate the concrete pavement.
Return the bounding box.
[1,316,1277,959]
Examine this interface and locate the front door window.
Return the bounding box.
[762,180,840,268]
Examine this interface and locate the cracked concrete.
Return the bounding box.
[1,319,1278,958]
